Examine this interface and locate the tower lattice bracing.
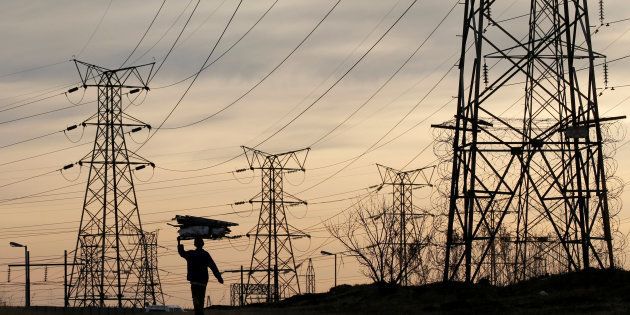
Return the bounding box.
[68,60,160,307]
[305,258,315,294]
[376,164,434,285]
[441,0,615,284]
[242,146,309,304]
[137,231,165,306]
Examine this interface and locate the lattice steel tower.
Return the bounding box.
[305,258,315,294]
[377,164,434,285]
[442,0,615,283]
[242,146,309,303]
[68,60,159,307]
[137,231,165,306]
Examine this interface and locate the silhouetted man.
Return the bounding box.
[178,237,224,315]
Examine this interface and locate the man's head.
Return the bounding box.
[194,237,204,249]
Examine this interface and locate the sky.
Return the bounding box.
[1,0,630,308]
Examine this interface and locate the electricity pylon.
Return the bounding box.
[377,164,434,285]
[441,0,615,284]
[137,231,165,306]
[242,146,309,303]
[68,60,159,307]
[305,258,315,294]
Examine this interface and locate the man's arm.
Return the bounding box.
[177,237,187,258]
[206,253,224,284]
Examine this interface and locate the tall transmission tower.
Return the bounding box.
[377,164,434,285]
[241,146,310,304]
[440,0,616,284]
[305,258,315,294]
[68,60,159,307]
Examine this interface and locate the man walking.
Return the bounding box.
[178,237,224,315]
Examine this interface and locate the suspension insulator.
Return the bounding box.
[603,59,609,88]
[599,0,605,25]
[483,61,489,88]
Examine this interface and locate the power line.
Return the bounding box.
[142,0,438,175]
[0,60,68,79]
[130,0,197,64]
[150,0,202,82]
[75,0,113,57]
[244,0,404,146]
[134,0,244,156]
[0,99,93,126]
[120,0,168,67]
[607,16,630,25]
[297,59,455,194]
[0,130,62,150]
[0,142,90,167]
[0,159,373,210]
[152,0,281,90]
[308,0,458,148]
[0,169,59,189]
[0,90,145,152]
[134,0,423,175]
[0,169,380,238]
[178,0,231,46]
[250,0,419,148]
[288,0,536,192]
[161,0,342,130]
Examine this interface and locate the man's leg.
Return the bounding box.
[191,283,207,315]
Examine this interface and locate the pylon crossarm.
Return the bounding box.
[82,122,150,128]
[377,164,435,186]
[247,200,305,206]
[286,224,310,238]
[74,59,154,89]
[242,146,309,170]
[122,112,151,126]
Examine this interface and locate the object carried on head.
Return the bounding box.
[170,215,238,240]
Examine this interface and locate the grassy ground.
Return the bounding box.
[2,269,629,314]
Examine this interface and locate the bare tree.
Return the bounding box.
[326,196,435,285]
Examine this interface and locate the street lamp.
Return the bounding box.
[9,242,29,307]
[320,250,337,288]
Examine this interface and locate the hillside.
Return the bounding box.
[211,268,630,314]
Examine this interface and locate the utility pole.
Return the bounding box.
[240,146,310,304]
[64,250,68,307]
[438,0,617,284]
[67,60,160,307]
[376,164,434,285]
[9,242,29,307]
[320,251,337,288]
